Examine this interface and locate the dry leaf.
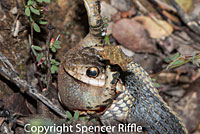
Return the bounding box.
[134,16,174,39]
[112,18,156,53]
[175,0,193,13]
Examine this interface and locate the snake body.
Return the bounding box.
[58,0,188,133]
[101,61,188,133]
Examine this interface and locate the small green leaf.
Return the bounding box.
[53,44,61,49]
[27,0,33,6]
[40,76,47,85]
[103,17,109,27]
[171,53,180,61]
[167,59,185,70]
[195,61,200,67]
[36,53,44,62]
[55,61,60,66]
[79,117,86,121]
[66,111,73,120]
[51,47,56,52]
[50,66,55,74]
[192,52,198,65]
[50,59,60,65]
[66,31,70,35]
[73,110,79,120]
[172,59,184,66]
[50,59,56,63]
[53,40,61,45]
[28,34,32,45]
[32,45,42,51]
[51,65,58,74]
[36,0,43,3]
[31,48,37,56]
[43,0,51,3]
[50,59,59,65]
[164,57,171,63]
[33,23,41,32]
[27,34,31,52]
[154,83,160,87]
[30,6,40,15]
[192,53,200,67]
[29,16,34,22]
[90,119,97,122]
[25,7,31,16]
[44,60,47,65]
[104,35,110,45]
[39,20,48,25]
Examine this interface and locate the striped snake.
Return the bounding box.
[58,0,188,133]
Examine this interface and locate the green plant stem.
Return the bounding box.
[46,30,54,90]
[168,54,200,69]
[22,0,26,7]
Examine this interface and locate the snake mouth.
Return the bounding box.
[92,80,123,114]
[77,106,108,116]
[76,89,122,116]
[76,98,113,115]
[78,82,123,116]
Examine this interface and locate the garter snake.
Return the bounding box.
[58,0,188,133]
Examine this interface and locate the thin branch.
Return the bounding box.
[154,0,176,12]
[0,51,16,73]
[45,26,54,91]
[0,52,67,119]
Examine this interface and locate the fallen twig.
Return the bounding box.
[45,26,54,91]
[0,53,67,119]
[0,51,16,73]
[154,0,176,12]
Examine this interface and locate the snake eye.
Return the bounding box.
[86,67,99,78]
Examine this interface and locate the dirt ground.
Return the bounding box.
[0,0,200,133]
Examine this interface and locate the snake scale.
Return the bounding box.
[58,0,188,133]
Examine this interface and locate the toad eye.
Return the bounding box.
[86,67,99,78]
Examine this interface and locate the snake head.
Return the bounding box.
[58,47,120,115]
